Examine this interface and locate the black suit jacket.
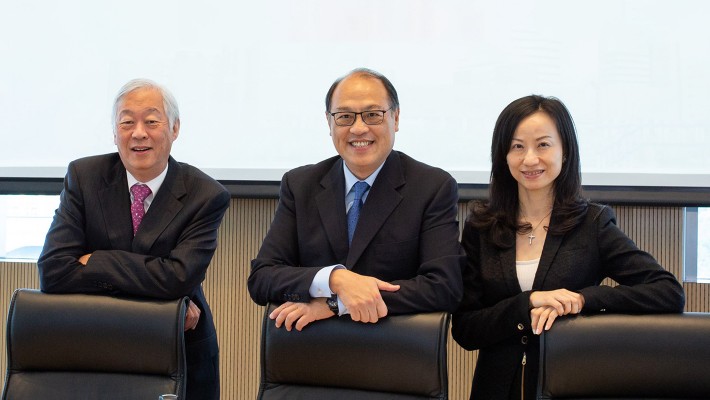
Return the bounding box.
[38,153,230,360]
[248,151,464,314]
[451,203,686,400]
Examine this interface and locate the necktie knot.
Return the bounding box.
[131,184,152,236]
[347,181,370,245]
[131,184,151,203]
[352,181,369,202]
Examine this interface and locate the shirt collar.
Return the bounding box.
[127,164,169,198]
[343,160,385,196]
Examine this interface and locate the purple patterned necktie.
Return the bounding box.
[131,184,152,236]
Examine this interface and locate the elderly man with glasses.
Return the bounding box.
[248,68,464,331]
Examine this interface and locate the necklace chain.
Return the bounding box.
[521,209,553,246]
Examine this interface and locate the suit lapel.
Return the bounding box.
[132,157,185,253]
[499,243,522,293]
[532,213,565,290]
[97,159,133,250]
[346,152,404,268]
[315,159,349,263]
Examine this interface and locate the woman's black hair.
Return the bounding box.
[469,95,588,248]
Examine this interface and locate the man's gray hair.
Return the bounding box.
[112,78,180,133]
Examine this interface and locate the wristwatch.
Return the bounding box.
[326,295,339,315]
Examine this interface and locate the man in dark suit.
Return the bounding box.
[38,79,229,400]
[248,68,464,331]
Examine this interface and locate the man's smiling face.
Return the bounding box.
[327,74,399,180]
[114,88,179,182]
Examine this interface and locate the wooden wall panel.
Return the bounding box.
[613,206,684,282]
[684,283,710,312]
[205,199,276,399]
[0,202,707,399]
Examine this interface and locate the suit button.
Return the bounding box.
[517,323,524,331]
[521,335,528,344]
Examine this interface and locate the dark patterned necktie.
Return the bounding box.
[131,184,152,236]
[347,181,370,245]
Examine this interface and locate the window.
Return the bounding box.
[685,207,710,283]
[0,195,58,260]
[698,207,710,281]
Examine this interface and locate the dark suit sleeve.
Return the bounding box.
[380,175,465,314]
[85,190,229,299]
[37,162,92,292]
[578,205,685,313]
[247,172,322,305]
[38,162,230,300]
[451,224,532,351]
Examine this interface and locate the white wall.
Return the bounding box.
[1,0,708,186]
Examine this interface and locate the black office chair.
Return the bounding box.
[2,289,187,400]
[538,313,710,399]
[258,303,450,400]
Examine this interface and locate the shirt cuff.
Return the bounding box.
[337,296,349,316]
[309,264,345,298]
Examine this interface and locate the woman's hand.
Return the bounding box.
[529,289,585,334]
[530,306,559,334]
[530,289,584,315]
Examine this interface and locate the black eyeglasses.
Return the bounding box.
[328,107,393,126]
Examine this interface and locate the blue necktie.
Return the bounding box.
[347,181,370,245]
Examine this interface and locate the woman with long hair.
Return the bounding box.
[452,95,685,400]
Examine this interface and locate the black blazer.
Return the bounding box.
[38,153,230,359]
[452,203,685,400]
[248,151,464,314]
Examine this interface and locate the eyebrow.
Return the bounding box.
[511,135,554,142]
[118,108,164,117]
[332,104,387,112]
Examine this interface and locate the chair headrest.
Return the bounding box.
[6,289,186,375]
[260,303,450,397]
[539,313,710,399]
